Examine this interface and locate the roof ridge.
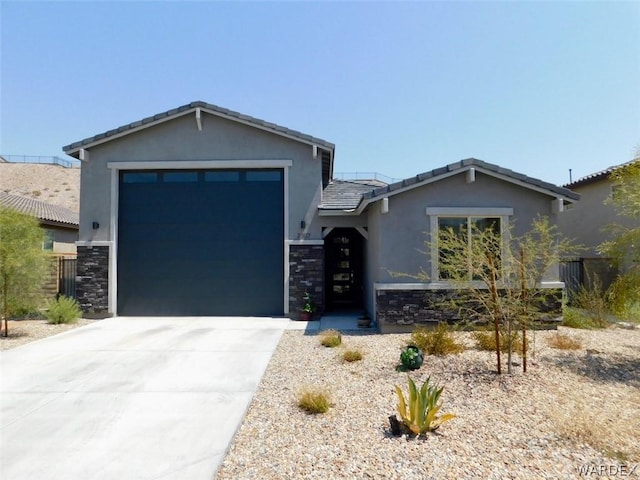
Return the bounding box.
[360,158,579,205]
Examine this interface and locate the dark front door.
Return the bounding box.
[325,228,364,310]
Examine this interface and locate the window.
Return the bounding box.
[426,208,513,281]
[205,171,240,182]
[122,172,158,183]
[43,230,54,251]
[163,171,198,183]
[246,170,281,182]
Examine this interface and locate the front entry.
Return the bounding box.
[324,228,364,310]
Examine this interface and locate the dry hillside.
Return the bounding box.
[0,163,80,212]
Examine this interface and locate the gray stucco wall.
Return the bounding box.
[368,171,563,284]
[78,112,325,243]
[557,179,637,258]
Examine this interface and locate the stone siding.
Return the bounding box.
[76,245,110,317]
[376,287,563,333]
[289,244,324,319]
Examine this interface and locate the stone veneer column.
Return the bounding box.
[76,245,110,317]
[289,244,324,320]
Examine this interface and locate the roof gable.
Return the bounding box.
[320,158,579,215]
[0,192,79,227]
[63,101,335,158]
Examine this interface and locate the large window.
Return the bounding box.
[426,208,513,281]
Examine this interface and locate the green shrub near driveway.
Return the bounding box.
[45,295,81,324]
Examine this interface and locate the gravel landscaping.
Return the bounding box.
[0,318,95,350]
[216,325,640,480]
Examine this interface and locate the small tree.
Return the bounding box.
[599,157,640,319]
[401,215,576,374]
[0,207,49,337]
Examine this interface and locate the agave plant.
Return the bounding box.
[394,376,455,435]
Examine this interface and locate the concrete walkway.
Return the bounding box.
[0,316,289,480]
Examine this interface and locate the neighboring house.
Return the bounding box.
[62,101,578,331]
[558,159,640,291]
[0,191,79,254]
[0,192,79,298]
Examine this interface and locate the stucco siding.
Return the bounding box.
[557,179,637,257]
[370,171,561,284]
[78,112,323,243]
[52,228,78,254]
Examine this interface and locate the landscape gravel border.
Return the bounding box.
[216,325,640,480]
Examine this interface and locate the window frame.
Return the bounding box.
[43,229,55,251]
[426,207,513,282]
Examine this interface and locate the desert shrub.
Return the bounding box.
[45,295,81,324]
[411,323,464,356]
[547,332,582,350]
[297,388,331,414]
[319,329,341,347]
[473,328,526,354]
[342,349,363,362]
[571,281,610,326]
[607,269,640,323]
[562,307,608,329]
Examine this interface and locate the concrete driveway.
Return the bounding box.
[0,316,289,480]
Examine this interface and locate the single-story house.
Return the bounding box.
[557,159,640,291]
[0,191,78,254]
[0,192,79,298]
[62,101,579,331]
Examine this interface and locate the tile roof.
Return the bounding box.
[563,159,640,188]
[0,192,79,227]
[360,158,579,204]
[320,179,388,210]
[63,101,335,155]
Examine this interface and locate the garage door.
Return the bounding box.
[117,169,284,316]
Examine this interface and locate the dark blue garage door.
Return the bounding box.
[117,169,284,316]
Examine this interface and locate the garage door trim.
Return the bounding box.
[106,160,292,316]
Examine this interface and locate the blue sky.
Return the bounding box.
[1,1,638,186]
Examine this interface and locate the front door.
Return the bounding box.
[324,228,364,310]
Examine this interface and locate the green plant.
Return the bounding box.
[394,376,455,435]
[1,207,49,337]
[297,388,331,414]
[607,269,640,322]
[399,345,424,370]
[45,295,81,324]
[302,291,316,314]
[572,280,610,325]
[562,307,608,329]
[473,329,526,354]
[411,323,465,356]
[319,329,341,347]
[547,332,582,350]
[342,349,363,362]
